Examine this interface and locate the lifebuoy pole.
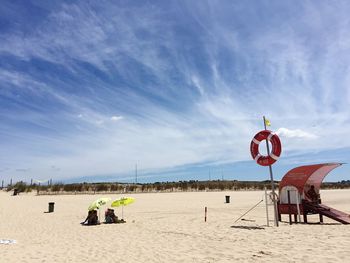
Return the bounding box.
[263,116,279,227]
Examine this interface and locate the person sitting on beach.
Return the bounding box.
[82,210,93,224]
[83,210,99,225]
[105,208,126,223]
[305,185,319,203]
[105,208,118,224]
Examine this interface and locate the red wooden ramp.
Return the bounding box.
[305,203,350,224]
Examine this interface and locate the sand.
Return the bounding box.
[0,189,349,262]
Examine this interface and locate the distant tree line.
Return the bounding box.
[321,180,350,189]
[3,179,350,195]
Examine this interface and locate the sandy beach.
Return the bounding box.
[0,189,349,262]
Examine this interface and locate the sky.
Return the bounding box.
[1,0,350,184]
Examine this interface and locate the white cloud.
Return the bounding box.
[276,128,318,139]
[110,116,123,121]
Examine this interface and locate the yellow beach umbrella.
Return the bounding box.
[111,197,135,220]
[111,197,135,207]
[88,197,111,211]
[88,197,111,224]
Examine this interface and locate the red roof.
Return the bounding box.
[279,163,342,193]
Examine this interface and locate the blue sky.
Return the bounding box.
[1,0,350,184]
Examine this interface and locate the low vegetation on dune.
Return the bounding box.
[3,179,350,195]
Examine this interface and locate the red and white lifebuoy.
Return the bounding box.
[250,130,282,166]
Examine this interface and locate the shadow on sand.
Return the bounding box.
[230,225,265,230]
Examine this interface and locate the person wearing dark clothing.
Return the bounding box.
[306,185,319,203]
[105,208,119,223]
[82,210,99,225]
[105,208,126,223]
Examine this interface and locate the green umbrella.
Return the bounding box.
[111,197,135,220]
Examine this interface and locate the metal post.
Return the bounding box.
[287,190,292,225]
[263,116,279,227]
[135,163,138,184]
[264,187,270,227]
[296,191,301,223]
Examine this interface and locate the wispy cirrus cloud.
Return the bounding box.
[276,128,318,139]
[0,1,350,182]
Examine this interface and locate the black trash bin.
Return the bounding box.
[225,195,230,203]
[48,202,55,213]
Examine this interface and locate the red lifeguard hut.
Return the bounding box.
[278,163,350,224]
